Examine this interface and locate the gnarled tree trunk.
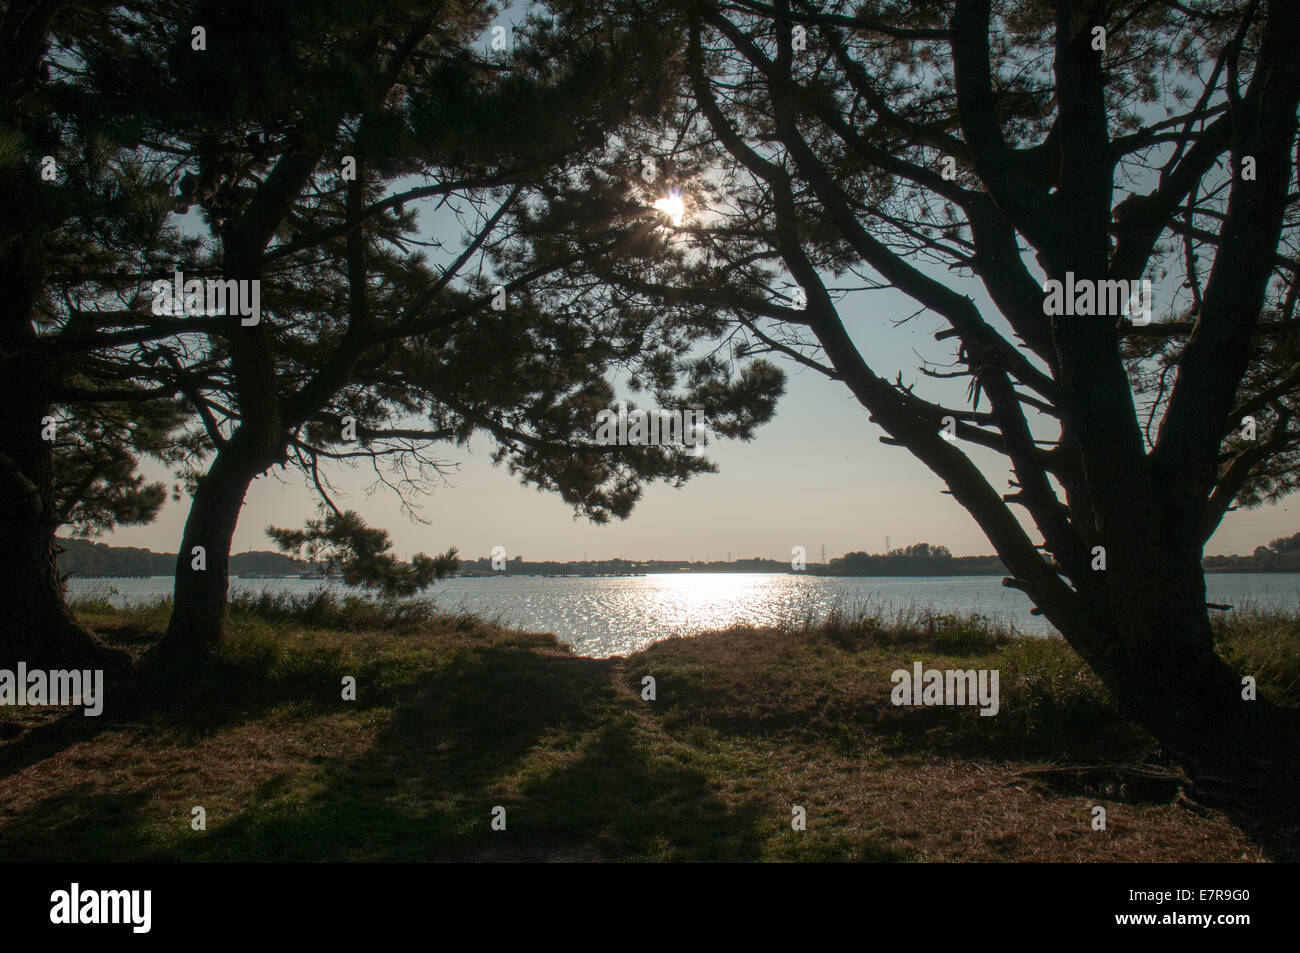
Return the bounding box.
[0,232,123,671]
[1036,536,1298,814]
[154,437,270,663]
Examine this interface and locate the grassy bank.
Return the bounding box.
[1,594,1296,861]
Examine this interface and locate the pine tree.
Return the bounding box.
[0,0,189,667]
[20,2,781,665]
[513,0,1300,810]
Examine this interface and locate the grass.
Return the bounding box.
[0,593,1293,861]
[1213,608,1300,707]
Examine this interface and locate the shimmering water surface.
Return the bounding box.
[68,572,1300,658]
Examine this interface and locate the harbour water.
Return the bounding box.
[67,571,1300,658]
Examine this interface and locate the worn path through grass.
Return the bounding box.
[1,597,1292,861]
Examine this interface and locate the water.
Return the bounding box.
[67,572,1300,658]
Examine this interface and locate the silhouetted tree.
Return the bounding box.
[51,397,187,538]
[5,2,784,669]
[1267,532,1300,556]
[518,0,1300,807]
[62,2,782,663]
[0,0,195,666]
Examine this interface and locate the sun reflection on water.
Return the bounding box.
[544,572,841,657]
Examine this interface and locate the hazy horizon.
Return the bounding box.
[95,278,1299,564]
[95,366,1299,563]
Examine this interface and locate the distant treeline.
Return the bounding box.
[457,556,793,576]
[821,543,1004,576]
[58,538,304,577]
[825,536,1300,575]
[1204,531,1300,572]
[446,545,1005,576]
[57,533,1300,579]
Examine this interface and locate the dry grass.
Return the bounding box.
[0,598,1289,861]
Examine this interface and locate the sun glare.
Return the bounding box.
[653,192,686,226]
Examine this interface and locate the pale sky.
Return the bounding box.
[106,281,1298,563]
[91,3,1300,564]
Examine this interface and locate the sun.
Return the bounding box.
[653,191,686,227]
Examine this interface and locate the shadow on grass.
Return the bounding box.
[506,714,766,861]
[169,643,618,860]
[3,637,767,861]
[0,784,159,861]
[0,621,162,784]
[0,633,358,786]
[0,706,128,786]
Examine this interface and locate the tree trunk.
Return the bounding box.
[151,231,290,666]
[0,383,120,669]
[153,443,262,663]
[0,233,123,671]
[1045,548,1299,816]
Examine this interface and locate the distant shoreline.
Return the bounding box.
[61,535,1300,579]
[57,539,1008,578]
[64,567,1300,580]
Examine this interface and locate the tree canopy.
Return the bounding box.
[6,0,785,660]
[504,0,1300,804]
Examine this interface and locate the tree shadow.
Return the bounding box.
[0,640,616,859]
[144,645,598,859]
[0,705,129,784]
[155,646,764,861]
[506,714,766,860]
[0,622,156,782]
[0,784,158,861]
[0,648,350,784]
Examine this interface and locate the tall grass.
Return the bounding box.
[225,589,439,632]
[1213,607,1300,706]
[68,587,443,635]
[787,598,1017,652]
